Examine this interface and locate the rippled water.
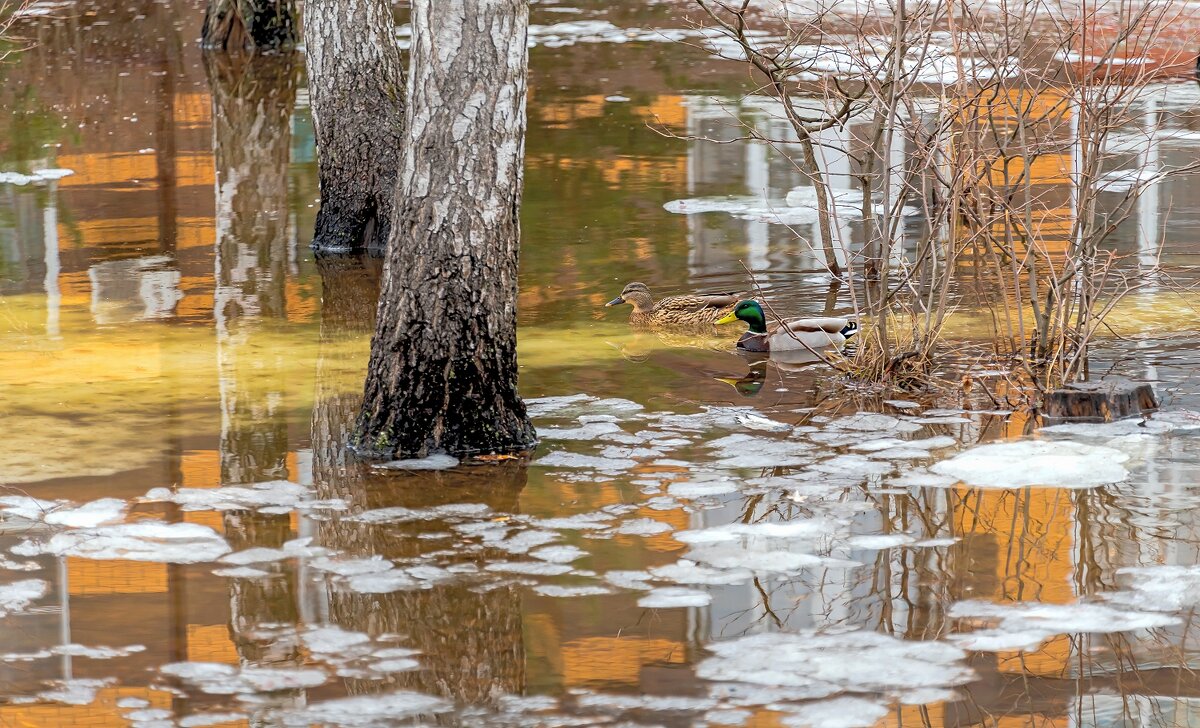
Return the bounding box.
[4,1,1200,726]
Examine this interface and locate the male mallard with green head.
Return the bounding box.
[606,281,740,330]
[717,300,858,353]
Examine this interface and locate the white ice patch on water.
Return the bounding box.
[179,713,249,728]
[38,677,115,705]
[697,630,971,699]
[665,189,871,226]
[53,643,145,659]
[0,495,61,522]
[0,168,75,186]
[931,440,1129,488]
[846,534,915,550]
[530,545,587,563]
[776,696,890,728]
[275,691,450,726]
[352,503,492,524]
[16,523,230,563]
[377,454,459,471]
[44,498,128,528]
[675,519,833,545]
[534,451,637,472]
[531,512,614,530]
[612,518,673,536]
[162,661,327,695]
[604,570,655,590]
[638,586,712,608]
[534,584,612,598]
[1109,565,1200,612]
[221,538,327,565]
[0,579,47,616]
[949,600,1178,651]
[539,421,624,440]
[705,433,811,468]
[667,477,739,498]
[650,559,753,585]
[485,561,574,576]
[145,481,311,512]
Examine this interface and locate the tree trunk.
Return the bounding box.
[354,0,536,459]
[202,0,297,51]
[303,0,406,252]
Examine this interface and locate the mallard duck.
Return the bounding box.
[605,281,740,330]
[716,300,858,353]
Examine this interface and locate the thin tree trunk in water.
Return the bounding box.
[304,0,405,252]
[202,0,297,51]
[354,0,537,459]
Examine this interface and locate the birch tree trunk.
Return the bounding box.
[354,0,536,459]
[202,0,297,51]
[303,0,406,252]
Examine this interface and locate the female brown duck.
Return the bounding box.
[605,281,739,330]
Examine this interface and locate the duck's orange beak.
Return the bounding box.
[605,296,625,307]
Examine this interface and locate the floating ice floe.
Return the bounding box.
[949,600,1178,651]
[15,522,231,563]
[534,584,612,598]
[930,440,1129,488]
[663,190,868,226]
[485,561,574,576]
[302,625,421,678]
[703,433,813,469]
[220,538,327,566]
[0,579,47,617]
[846,534,915,550]
[377,453,459,471]
[162,661,327,695]
[650,559,753,585]
[54,643,146,659]
[530,544,587,563]
[667,476,739,498]
[534,451,637,473]
[612,518,673,536]
[43,498,128,528]
[638,586,712,608]
[538,421,624,440]
[604,570,655,590]
[38,678,115,705]
[351,502,492,523]
[178,713,249,728]
[0,168,75,186]
[774,696,890,728]
[697,630,972,702]
[145,480,314,512]
[1108,565,1200,612]
[274,691,451,726]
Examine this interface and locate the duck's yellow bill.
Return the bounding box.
[715,312,739,325]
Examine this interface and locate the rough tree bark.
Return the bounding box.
[354,0,537,459]
[202,0,297,51]
[303,0,406,252]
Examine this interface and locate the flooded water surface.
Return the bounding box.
[5,1,1200,726]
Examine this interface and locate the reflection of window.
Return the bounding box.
[87,256,182,324]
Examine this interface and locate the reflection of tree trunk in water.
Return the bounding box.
[311,254,383,498]
[206,50,302,666]
[202,0,297,52]
[207,51,295,483]
[315,464,528,710]
[354,0,536,459]
[304,0,405,252]
[822,278,842,316]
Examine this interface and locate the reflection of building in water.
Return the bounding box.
[678,90,1188,288]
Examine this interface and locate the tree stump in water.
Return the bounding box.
[1042,378,1158,422]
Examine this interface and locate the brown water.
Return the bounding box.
[4,1,1200,726]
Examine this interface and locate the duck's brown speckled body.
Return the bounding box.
[605,282,740,331]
